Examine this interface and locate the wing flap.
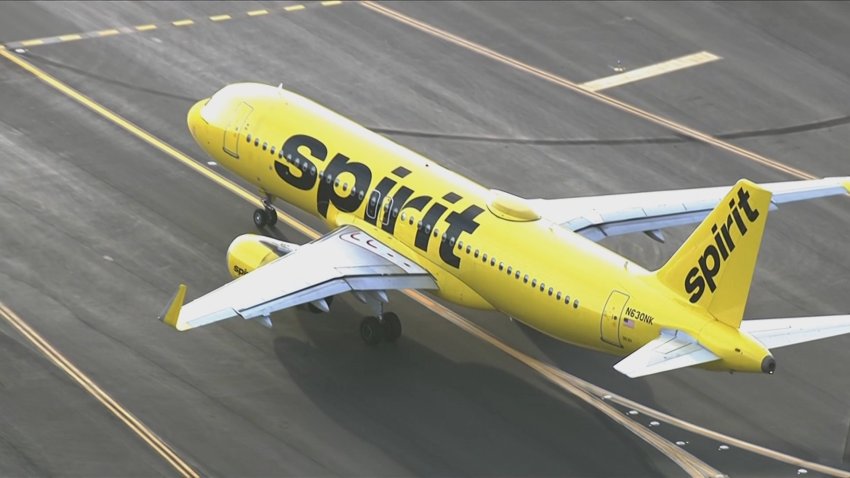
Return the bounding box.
[614,329,720,378]
[741,315,850,349]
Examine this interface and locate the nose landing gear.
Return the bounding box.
[253,194,278,228]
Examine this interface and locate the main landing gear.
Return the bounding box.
[253,195,278,228]
[359,312,401,346]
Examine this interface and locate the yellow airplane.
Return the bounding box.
[160,82,850,378]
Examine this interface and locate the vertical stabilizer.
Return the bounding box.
[656,180,772,328]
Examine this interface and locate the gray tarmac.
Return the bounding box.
[1,1,849,476]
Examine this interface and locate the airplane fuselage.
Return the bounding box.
[188,83,767,369]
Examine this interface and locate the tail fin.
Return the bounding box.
[656,179,772,328]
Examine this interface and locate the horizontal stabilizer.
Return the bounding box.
[614,329,719,378]
[741,315,850,349]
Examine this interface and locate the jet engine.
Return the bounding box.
[226,234,298,279]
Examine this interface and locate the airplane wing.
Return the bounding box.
[613,329,719,378]
[528,177,850,242]
[159,225,436,331]
[741,315,850,349]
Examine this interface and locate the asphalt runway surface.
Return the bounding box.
[1,1,850,476]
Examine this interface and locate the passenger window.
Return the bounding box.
[326,175,332,184]
[498,262,504,271]
[310,166,316,176]
[556,291,562,300]
[490,258,496,267]
[393,208,399,217]
[246,134,252,143]
[540,283,545,291]
[401,212,406,221]
[523,274,529,283]
[507,266,512,274]
[409,217,414,225]
[279,150,284,159]
[254,138,260,146]
[425,224,431,234]
[474,249,480,258]
[532,279,537,288]
[565,296,570,305]
[270,146,275,155]
[262,142,268,151]
[548,287,553,296]
[573,300,579,309]
[466,245,472,254]
[342,183,349,192]
[417,221,423,230]
[449,237,456,247]
[441,233,447,242]
[457,240,463,249]
[482,253,488,262]
[433,228,439,237]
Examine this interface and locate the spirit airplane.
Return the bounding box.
[160,83,850,378]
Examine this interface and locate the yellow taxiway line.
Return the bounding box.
[359,1,817,181]
[0,303,200,478]
[581,51,722,92]
[3,43,848,477]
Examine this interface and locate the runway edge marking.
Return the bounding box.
[581,51,722,92]
[359,1,818,181]
[4,47,848,478]
[0,303,200,478]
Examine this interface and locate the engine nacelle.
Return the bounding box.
[227,234,299,279]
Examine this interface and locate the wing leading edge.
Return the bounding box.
[159,225,436,331]
[530,177,850,241]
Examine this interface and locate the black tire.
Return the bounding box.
[360,316,384,346]
[253,208,269,228]
[382,312,402,342]
[265,206,278,226]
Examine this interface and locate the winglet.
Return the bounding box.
[158,284,187,331]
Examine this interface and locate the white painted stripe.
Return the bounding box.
[581,51,721,92]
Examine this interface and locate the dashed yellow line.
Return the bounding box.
[247,9,269,16]
[0,303,200,478]
[172,19,194,27]
[135,24,157,32]
[97,29,120,37]
[285,4,306,11]
[58,34,83,42]
[322,1,343,6]
[209,14,232,22]
[21,39,45,46]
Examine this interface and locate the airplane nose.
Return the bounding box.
[187,99,209,143]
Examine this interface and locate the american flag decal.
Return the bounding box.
[623,317,635,329]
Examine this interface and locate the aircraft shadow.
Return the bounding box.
[270,299,673,477]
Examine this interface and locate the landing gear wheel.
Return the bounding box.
[360,316,384,346]
[382,312,402,342]
[265,206,278,226]
[253,208,270,228]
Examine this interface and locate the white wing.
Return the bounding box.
[613,329,719,378]
[160,225,436,331]
[741,315,850,349]
[529,177,850,241]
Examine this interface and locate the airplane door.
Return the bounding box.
[223,102,253,159]
[600,290,629,347]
